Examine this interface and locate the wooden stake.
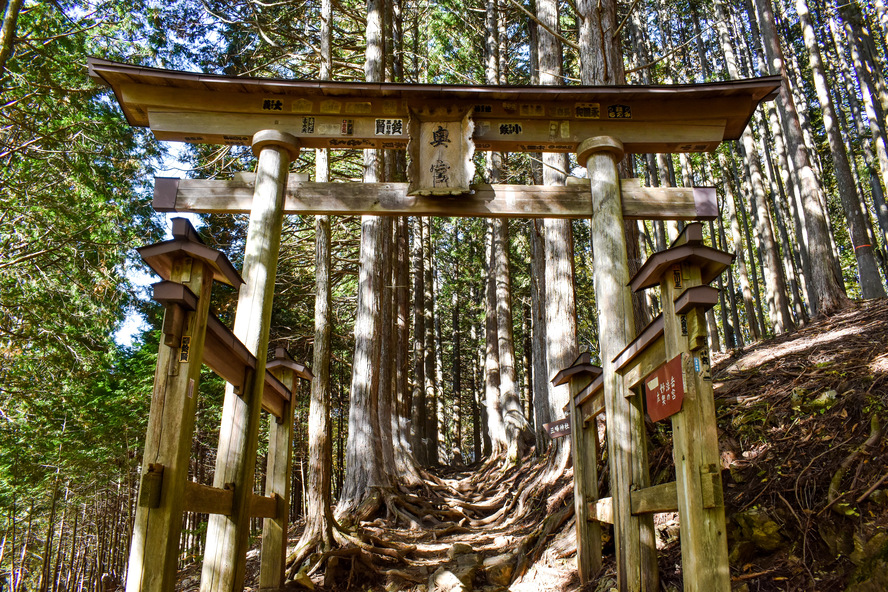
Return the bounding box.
[200,131,300,592]
[125,257,213,592]
[580,137,658,592]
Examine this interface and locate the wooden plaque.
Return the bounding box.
[644,354,685,422]
[407,107,474,196]
[544,418,572,439]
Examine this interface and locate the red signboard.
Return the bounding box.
[543,418,572,439]
[644,354,685,422]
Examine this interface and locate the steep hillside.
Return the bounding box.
[177,299,888,592]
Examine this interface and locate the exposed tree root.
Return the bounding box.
[283,450,578,590]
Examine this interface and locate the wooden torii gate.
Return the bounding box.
[88,58,779,592]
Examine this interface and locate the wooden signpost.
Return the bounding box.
[89,57,779,592]
[552,353,604,584]
[125,219,311,592]
[603,222,733,592]
[543,418,571,439]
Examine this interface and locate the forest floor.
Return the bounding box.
[176,298,888,592]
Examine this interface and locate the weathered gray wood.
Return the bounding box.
[259,358,296,590]
[89,57,780,151]
[582,136,658,592]
[567,371,601,583]
[407,107,475,195]
[617,336,666,391]
[125,257,214,592]
[630,481,678,515]
[155,177,718,221]
[588,497,614,524]
[201,132,298,592]
[183,482,233,516]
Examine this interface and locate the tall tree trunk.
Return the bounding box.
[452,286,462,462]
[394,217,421,482]
[422,217,440,464]
[529,220,549,448]
[758,117,809,323]
[538,0,577,468]
[298,209,336,549]
[38,475,61,592]
[298,0,337,552]
[484,220,506,453]
[754,0,850,314]
[378,217,396,476]
[337,0,388,513]
[715,0,794,333]
[411,217,427,464]
[493,219,527,461]
[0,0,22,79]
[824,3,888,259]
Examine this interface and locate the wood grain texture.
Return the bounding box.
[155,177,718,221]
[259,365,296,589]
[661,255,731,592]
[629,481,678,515]
[125,258,214,592]
[585,139,659,592]
[183,482,234,516]
[567,372,602,583]
[201,140,292,592]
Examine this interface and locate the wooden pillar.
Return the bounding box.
[125,258,214,592]
[201,131,300,592]
[260,350,312,590]
[661,256,730,591]
[565,368,601,583]
[579,137,658,592]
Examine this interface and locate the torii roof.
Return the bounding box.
[88,57,780,155]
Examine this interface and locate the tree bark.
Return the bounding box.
[411,217,427,464]
[422,217,440,464]
[538,0,577,467]
[0,0,22,79]
[715,0,794,333]
[493,218,527,461]
[754,0,851,314]
[529,220,550,447]
[337,0,388,512]
[298,0,337,552]
[484,220,506,453]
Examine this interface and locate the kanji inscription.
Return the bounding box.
[644,354,685,422]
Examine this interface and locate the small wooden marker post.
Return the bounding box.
[126,219,243,592]
[627,223,732,592]
[201,130,300,592]
[552,353,603,584]
[260,348,313,590]
[579,137,658,592]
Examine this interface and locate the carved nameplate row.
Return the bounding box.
[146,109,725,155]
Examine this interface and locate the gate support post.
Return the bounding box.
[125,225,217,592]
[201,131,300,592]
[555,354,603,584]
[260,350,313,590]
[659,234,731,591]
[580,137,659,592]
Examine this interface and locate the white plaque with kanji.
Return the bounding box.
[407,107,474,196]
